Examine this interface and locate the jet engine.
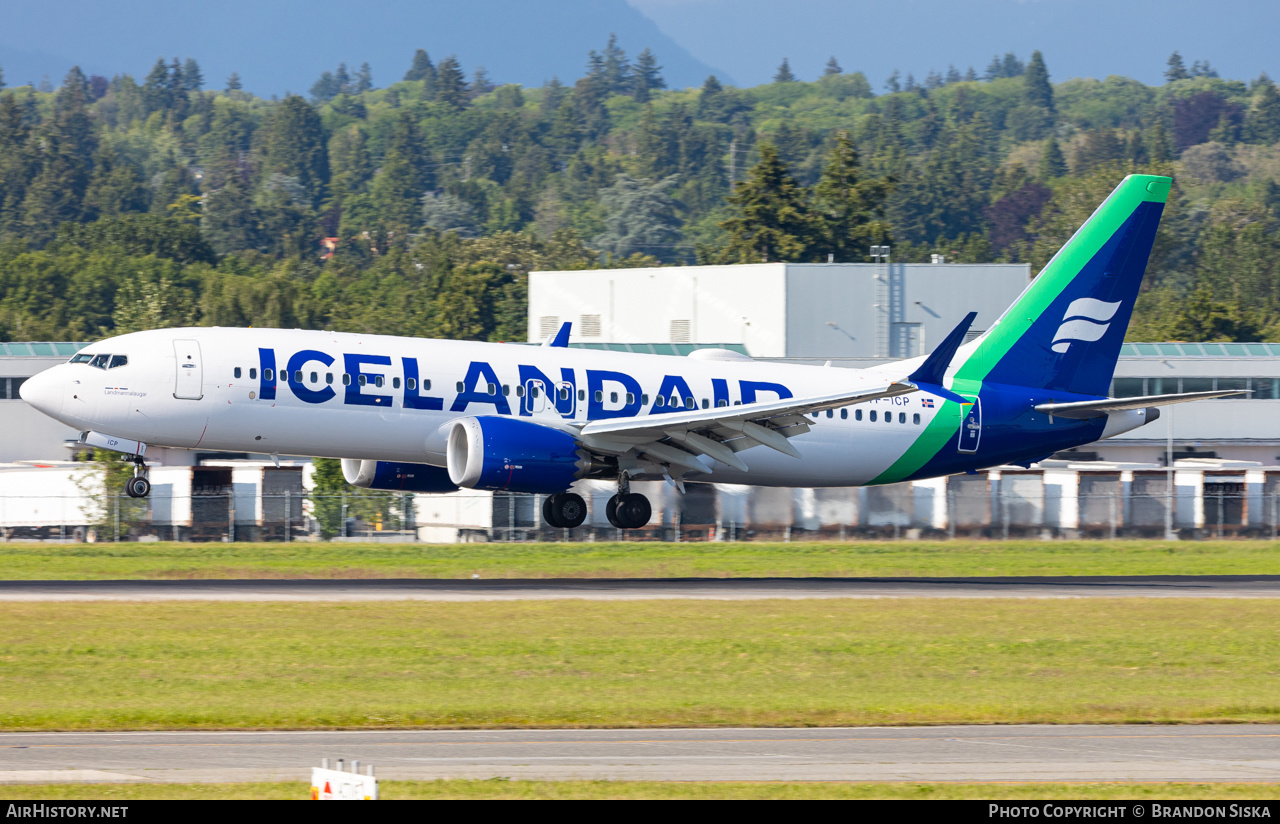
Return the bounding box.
[446,416,611,494]
[341,459,459,493]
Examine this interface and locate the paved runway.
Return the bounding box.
[1,575,1279,601]
[1,726,1277,783]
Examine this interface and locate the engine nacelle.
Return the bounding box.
[341,459,459,493]
[446,416,606,494]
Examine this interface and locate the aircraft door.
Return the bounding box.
[173,339,204,400]
[956,397,981,453]
[525,379,547,413]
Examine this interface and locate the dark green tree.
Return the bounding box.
[22,68,97,242]
[1038,135,1067,179]
[1024,50,1054,112]
[225,72,242,92]
[370,112,431,231]
[150,164,199,214]
[435,56,467,108]
[774,58,796,84]
[262,95,329,205]
[632,48,664,103]
[181,58,203,92]
[601,33,631,95]
[83,143,148,218]
[1148,120,1173,162]
[1247,80,1280,144]
[202,169,260,254]
[593,174,682,260]
[355,62,373,93]
[404,49,435,82]
[812,131,892,262]
[310,71,339,103]
[141,57,170,113]
[0,94,35,238]
[824,57,842,77]
[720,143,816,262]
[1165,51,1189,83]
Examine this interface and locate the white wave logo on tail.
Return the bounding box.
[1050,298,1122,353]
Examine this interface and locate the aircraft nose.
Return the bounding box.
[19,368,64,417]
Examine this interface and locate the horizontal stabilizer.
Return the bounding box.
[1035,389,1245,419]
[543,321,572,348]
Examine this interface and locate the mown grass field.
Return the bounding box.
[2,599,1278,730]
[2,539,1279,580]
[6,780,1280,800]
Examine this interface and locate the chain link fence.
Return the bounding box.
[1,486,1277,542]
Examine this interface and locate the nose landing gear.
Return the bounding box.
[124,458,151,498]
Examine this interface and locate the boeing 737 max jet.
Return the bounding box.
[19,175,1238,529]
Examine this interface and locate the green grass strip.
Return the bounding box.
[1,540,1279,580]
[1,599,1279,730]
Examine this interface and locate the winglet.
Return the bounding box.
[906,311,977,405]
[543,321,572,348]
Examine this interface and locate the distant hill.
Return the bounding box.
[0,0,730,93]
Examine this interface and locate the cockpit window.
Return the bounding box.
[89,354,110,369]
[108,355,128,369]
[70,354,93,364]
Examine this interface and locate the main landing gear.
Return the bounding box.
[605,474,651,530]
[124,458,151,499]
[542,492,587,529]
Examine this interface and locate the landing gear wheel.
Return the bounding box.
[606,495,623,528]
[547,492,587,529]
[125,476,151,498]
[610,493,651,529]
[542,495,563,529]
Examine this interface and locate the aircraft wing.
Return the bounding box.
[576,380,919,472]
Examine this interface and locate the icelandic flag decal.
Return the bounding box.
[922,397,935,408]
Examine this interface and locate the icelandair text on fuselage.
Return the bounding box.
[990,805,1271,819]
[7,806,127,818]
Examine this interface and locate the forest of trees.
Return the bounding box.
[2,41,1280,344]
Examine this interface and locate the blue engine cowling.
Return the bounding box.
[446,416,596,494]
[341,459,459,492]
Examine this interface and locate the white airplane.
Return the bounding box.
[20,175,1236,529]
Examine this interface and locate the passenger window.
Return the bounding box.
[502,384,510,396]
[812,412,819,418]
[516,384,525,397]
[826,409,833,418]
[423,379,431,391]
[359,375,367,386]
[326,373,333,385]
[265,368,274,382]
[702,398,709,409]
[487,383,497,396]
[733,400,741,406]
[310,372,318,383]
[655,395,665,408]
[393,377,401,389]
[293,370,302,383]
[407,377,417,391]
[342,374,351,386]
[840,409,847,419]
[899,412,906,423]
[531,386,540,398]
[685,397,694,409]
[610,392,618,403]
[374,375,384,388]
[250,368,257,380]
[594,390,603,402]
[870,410,877,422]
[718,399,727,407]
[642,394,649,405]
[913,413,921,425]
[456,381,465,392]
[560,387,569,401]
[578,389,586,401]
[234,367,242,379]
[856,409,862,421]
[626,393,635,404]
